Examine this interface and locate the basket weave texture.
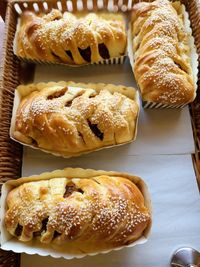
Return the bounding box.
[0,0,199,265]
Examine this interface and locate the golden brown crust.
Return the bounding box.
[15,10,127,64]
[12,82,139,157]
[5,172,150,251]
[131,0,196,105]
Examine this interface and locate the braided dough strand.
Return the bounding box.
[5,175,150,251]
[131,0,196,105]
[16,10,127,64]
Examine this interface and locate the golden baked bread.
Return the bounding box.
[4,168,151,252]
[131,0,196,105]
[11,81,139,157]
[14,10,127,64]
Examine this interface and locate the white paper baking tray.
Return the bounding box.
[127,2,198,109]
[0,167,152,259]
[10,81,140,158]
[13,8,127,67]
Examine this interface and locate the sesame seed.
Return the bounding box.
[18,10,126,63]
[5,176,150,246]
[132,0,194,105]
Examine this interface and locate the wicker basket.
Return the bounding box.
[0,0,200,265]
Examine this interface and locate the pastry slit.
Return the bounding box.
[87,120,104,141]
[65,100,73,107]
[30,137,38,146]
[134,37,142,51]
[52,17,61,21]
[33,218,49,237]
[89,93,97,98]
[51,51,61,61]
[98,43,110,59]
[93,178,101,185]
[78,132,86,144]
[15,224,23,237]
[53,230,62,239]
[33,230,42,237]
[63,183,84,198]
[173,60,189,74]
[65,91,85,107]
[78,47,91,62]
[47,87,67,100]
[65,50,73,60]
[78,188,84,194]
[41,218,49,232]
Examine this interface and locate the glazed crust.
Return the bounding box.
[12,82,139,157]
[131,0,196,105]
[5,171,150,251]
[15,10,127,64]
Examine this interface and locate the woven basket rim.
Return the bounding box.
[0,0,200,265]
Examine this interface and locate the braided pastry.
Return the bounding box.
[14,10,127,64]
[12,82,139,157]
[131,0,196,105]
[5,168,151,253]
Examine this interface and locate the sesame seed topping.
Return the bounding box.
[18,10,126,63]
[132,0,194,105]
[16,85,138,153]
[5,176,150,246]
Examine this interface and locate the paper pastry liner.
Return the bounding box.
[13,14,127,67]
[10,81,140,158]
[0,167,152,259]
[127,2,199,109]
